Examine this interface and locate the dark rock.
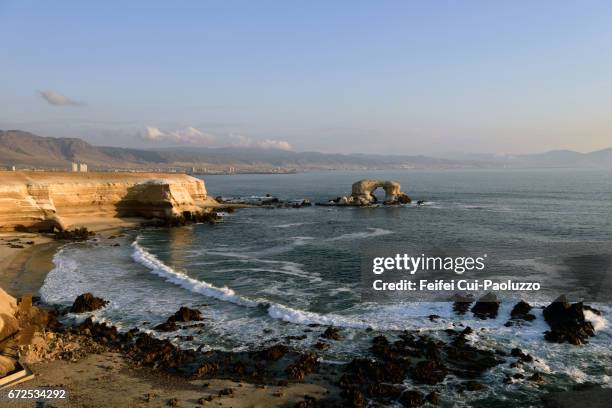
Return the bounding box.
[471,292,500,319]
[168,306,202,322]
[529,372,544,382]
[154,321,178,332]
[313,341,329,350]
[451,293,474,315]
[445,341,503,378]
[425,391,440,405]
[341,358,409,385]
[506,300,536,325]
[398,390,425,407]
[193,362,219,378]
[167,397,178,406]
[70,293,108,313]
[54,227,95,241]
[428,314,441,321]
[286,353,319,380]
[510,348,533,363]
[343,389,366,408]
[543,295,600,345]
[411,359,447,385]
[256,344,288,361]
[397,194,412,204]
[511,301,535,319]
[321,326,341,340]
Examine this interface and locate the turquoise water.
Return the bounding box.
[41,169,612,405]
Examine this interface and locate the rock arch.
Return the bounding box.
[327,179,411,206]
[351,179,404,204]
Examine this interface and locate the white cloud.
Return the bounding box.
[39,90,83,106]
[228,133,293,150]
[140,126,216,145]
[140,127,292,150]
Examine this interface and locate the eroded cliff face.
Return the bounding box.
[0,172,214,231]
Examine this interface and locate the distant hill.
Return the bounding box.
[1,130,610,171]
[0,130,165,169]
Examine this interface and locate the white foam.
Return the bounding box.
[272,222,311,228]
[131,239,257,307]
[327,227,392,241]
[266,303,369,328]
[584,309,607,331]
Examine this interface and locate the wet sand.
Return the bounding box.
[0,233,60,297]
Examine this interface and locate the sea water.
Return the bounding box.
[40,169,612,405]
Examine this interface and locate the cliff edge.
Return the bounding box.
[0,171,216,231]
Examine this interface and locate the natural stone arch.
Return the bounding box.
[326,179,411,206]
[351,179,403,204]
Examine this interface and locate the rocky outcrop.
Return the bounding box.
[326,179,411,206]
[70,293,109,314]
[154,307,203,332]
[471,292,500,319]
[0,171,215,231]
[543,295,600,345]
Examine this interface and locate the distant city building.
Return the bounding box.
[11,166,16,171]
[78,163,88,172]
[72,162,78,172]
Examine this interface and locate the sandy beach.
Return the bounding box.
[0,232,57,297]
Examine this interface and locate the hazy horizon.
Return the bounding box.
[2,1,611,155]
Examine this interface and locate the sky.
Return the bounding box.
[1,1,611,155]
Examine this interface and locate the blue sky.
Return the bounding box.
[1,1,611,154]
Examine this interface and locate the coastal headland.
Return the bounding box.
[0,171,219,233]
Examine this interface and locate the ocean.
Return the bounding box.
[40,169,612,406]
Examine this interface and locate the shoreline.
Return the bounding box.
[0,233,59,298]
[0,218,143,298]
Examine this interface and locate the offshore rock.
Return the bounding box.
[543,295,600,345]
[471,292,500,319]
[70,293,108,313]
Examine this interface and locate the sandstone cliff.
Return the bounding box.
[0,171,215,231]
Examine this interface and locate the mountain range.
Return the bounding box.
[1,130,610,172]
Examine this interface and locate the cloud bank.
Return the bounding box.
[140,126,293,150]
[226,133,293,150]
[39,90,83,106]
[141,126,216,144]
